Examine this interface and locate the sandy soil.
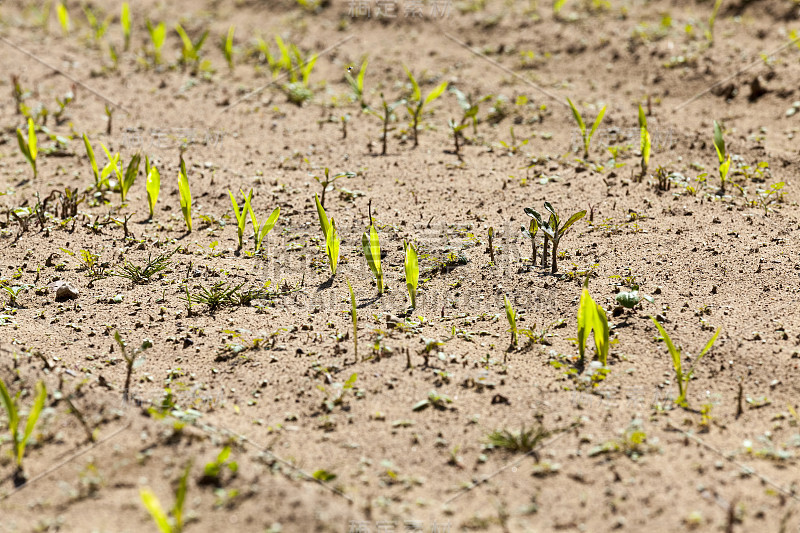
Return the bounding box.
[1,0,799,531]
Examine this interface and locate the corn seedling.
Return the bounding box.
[362,221,384,295]
[178,157,192,232]
[567,98,606,159]
[53,89,74,125]
[347,278,358,360]
[1,284,28,307]
[487,227,496,264]
[577,284,609,366]
[404,67,448,148]
[175,23,209,70]
[313,167,355,208]
[223,26,235,71]
[639,104,651,179]
[98,143,121,190]
[650,316,720,408]
[283,45,317,105]
[504,294,518,348]
[146,20,166,65]
[114,331,152,402]
[705,0,723,45]
[228,189,252,250]
[713,120,731,192]
[0,378,47,486]
[56,2,69,34]
[119,153,141,202]
[83,5,112,45]
[524,202,585,273]
[520,218,538,265]
[404,240,419,309]
[139,462,191,533]
[366,93,405,155]
[247,198,280,252]
[145,157,160,220]
[448,118,469,160]
[451,87,488,136]
[345,59,368,108]
[314,194,340,275]
[16,118,38,179]
[199,446,238,486]
[121,3,131,51]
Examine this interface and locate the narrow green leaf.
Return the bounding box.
[139,489,171,533]
[424,81,448,107]
[566,98,585,136]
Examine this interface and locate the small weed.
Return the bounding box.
[487,425,549,453]
[115,247,177,284]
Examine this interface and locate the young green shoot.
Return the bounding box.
[404,67,448,148]
[713,120,731,192]
[228,189,252,250]
[120,153,141,202]
[347,278,358,361]
[504,294,518,349]
[247,198,280,252]
[146,20,166,65]
[140,462,191,533]
[448,118,468,161]
[315,194,339,276]
[83,5,112,45]
[178,157,192,232]
[487,227,496,264]
[56,2,70,35]
[404,240,419,309]
[639,104,651,179]
[366,93,404,155]
[524,202,586,273]
[706,0,723,45]
[567,98,607,159]
[362,215,384,295]
[577,284,609,366]
[0,378,47,486]
[145,157,160,220]
[16,118,38,179]
[121,3,132,51]
[223,25,235,71]
[650,316,720,408]
[114,331,152,402]
[345,59,368,108]
[313,167,355,208]
[175,23,209,70]
[521,218,539,266]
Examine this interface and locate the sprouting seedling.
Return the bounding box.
[486,227,497,264]
[404,240,419,309]
[577,284,609,366]
[553,0,569,17]
[83,133,101,187]
[223,25,235,71]
[524,202,586,273]
[520,218,539,265]
[121,3,132,51]
[705,0,723,45]
[365,93,405,156]
[447,118,469,161]
[99,142,121,189]
[315,193,339,275]
[56,1,70,34]
[713,120,731,192]
[175,23,209,70]
[120,153,141,202]
[362,213,384,295]
[247,197,280,252]
[639,104,651,179]
[145,156,160,220]
[347,278,358,361]
[53,89,74,125]
[313,167,355,208]
[0,378,47,486]
[140,462,191,533]
[16,118,38,179]
[650,316,720,408]
[228,189,252,250]
[105,104,114,135]
[345,59,368,108]
[504,294,518,348]
[404,66,448,148]
[290,43,318,86]
[83,5,112,44]
[178,156,192,232]
[1,284,28,307]
[146,20,166,65]
[566,98,607,159]
[451,87,487,136]
[114,330,152,403]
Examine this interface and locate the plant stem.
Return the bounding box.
[542,234,549,269]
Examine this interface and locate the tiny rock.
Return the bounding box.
[50,280,79,301]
